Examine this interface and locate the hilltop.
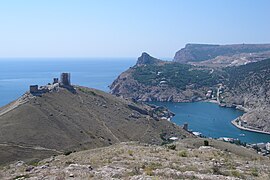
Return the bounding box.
[173,43,270,67]
[110,52,270,133]
[0,80,192,165]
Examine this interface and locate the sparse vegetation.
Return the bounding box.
[231,170,243,178]
[78,87,97,96]
[127,150,133,156]
[167,144,176,150]
[251,167,259,177]
[178,150,188,157]
[1,141,269,179]
[144,166,154,176]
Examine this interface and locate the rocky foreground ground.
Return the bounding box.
[1,139,269,180]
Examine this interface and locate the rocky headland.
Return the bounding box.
[0,76,193,165]
[110,44,270,134]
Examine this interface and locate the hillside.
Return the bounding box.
[221,59,270,132]
[110,53,270,133]
[1,139,269,179]
[173,43,270,66]
[0,85,192,165]
[110,52,224,102]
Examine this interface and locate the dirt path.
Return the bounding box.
[0,143,62,153]
[0,96,29,117]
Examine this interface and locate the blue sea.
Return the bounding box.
[0,58,269,143]
[0,58,136,107]
[153,101,270,143]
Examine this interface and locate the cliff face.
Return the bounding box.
[173,43,270,66]
[0,86,191,165]
[110,52,270,133]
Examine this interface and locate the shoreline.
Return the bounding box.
[231,119,270,135]
[149,99,270,136]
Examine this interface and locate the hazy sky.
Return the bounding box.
[0,0,270,58]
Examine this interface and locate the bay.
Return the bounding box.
[152,101,270,143]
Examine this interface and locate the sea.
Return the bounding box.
[0,58,269,143]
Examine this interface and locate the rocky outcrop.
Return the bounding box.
[173,43,270,65]
[136,52,162,65]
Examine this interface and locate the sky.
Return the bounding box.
[0,0,270,58]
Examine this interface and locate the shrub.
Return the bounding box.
[178,150,188,157]
[251,168,259,177]
[144,166,154,176]
[167,144,176,150]
[212,164,221,175]
[128,150,134,156]
[231,170,242,178]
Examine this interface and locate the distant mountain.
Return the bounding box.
[110,52,270,134]
[0,86,191,165]
[173,43,270,66]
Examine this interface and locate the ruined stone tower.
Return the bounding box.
[29,85,38,94]
[60,73,71,86]
[53,78,59,84]
[183,123,188,131]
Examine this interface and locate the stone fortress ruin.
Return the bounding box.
[29,73,75,95]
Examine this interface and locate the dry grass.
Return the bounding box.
[0,141,269,180]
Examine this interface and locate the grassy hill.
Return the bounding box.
[0,86,191,165]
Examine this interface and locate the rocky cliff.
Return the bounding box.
[0,85,192,165]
